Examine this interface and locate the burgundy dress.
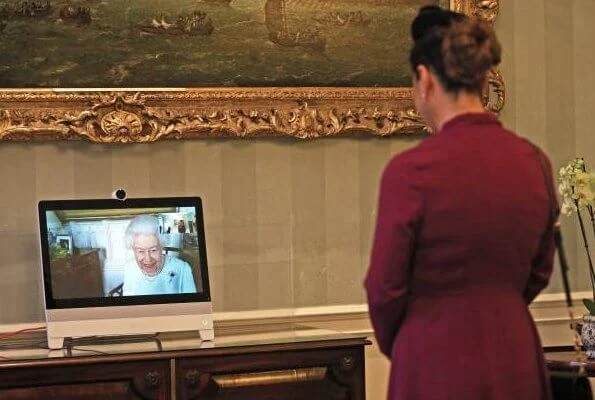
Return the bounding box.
[365,113,555,400]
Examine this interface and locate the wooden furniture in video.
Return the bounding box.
[51,249,103,298]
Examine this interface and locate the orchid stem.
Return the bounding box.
[579,160,595,239]
[576,206,595,301]
[587,205,595,239]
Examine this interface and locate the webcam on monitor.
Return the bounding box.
[111,188,127,201]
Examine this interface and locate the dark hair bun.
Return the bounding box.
[442,19,501,88]
[409,6,501,93]
[411,6,464,41]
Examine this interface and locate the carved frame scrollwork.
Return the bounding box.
[0,0,501,143]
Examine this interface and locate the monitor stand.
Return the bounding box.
[47,322,214,350]
[62,333,163,355]
[45,303,214,350]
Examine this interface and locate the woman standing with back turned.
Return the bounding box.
[364,6,556,400]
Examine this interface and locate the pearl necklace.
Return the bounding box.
[141,263,164,281]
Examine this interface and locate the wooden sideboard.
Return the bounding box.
[0,331,368,400]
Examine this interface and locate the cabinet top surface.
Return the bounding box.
[0,324,369,367]
[545,350,595,374]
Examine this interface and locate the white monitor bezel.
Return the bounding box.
[38,196,213,349]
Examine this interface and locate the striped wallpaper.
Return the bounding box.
[498,0,595,296]
[0,0,594,324]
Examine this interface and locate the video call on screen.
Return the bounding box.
[45,208,202,299]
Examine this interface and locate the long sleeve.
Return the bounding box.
[524,152,558,303]
[524,224,555,303]
[364,158,424,357]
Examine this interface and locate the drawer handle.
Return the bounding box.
[144,371,161,389]
[185,369,200,387]
[213,367,327,388]
[340,355,356,372]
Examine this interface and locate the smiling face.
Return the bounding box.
[132,233,164,276]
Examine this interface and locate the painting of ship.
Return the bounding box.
[0,0,447,88]
[313,11,371,27]
[59,5,92,25]
[139,11,214,36]
[0,1,52,19]
[264,0,325,51]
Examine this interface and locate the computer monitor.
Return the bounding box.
[38,196,213,349]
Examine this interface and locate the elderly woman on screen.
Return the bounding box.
[123,215,196,296]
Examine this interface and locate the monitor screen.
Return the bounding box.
[38,197,211,309]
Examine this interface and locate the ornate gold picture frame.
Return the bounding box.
[0,0,501,143]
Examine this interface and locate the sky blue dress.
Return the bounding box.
[123,255,197,295]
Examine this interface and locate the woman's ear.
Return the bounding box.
[481,74,490,95]
[416,65,433,100]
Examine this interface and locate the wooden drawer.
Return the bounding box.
[176,346,365,400]
[0,360,171,400]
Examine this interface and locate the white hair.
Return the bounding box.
[124,215,164,249]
